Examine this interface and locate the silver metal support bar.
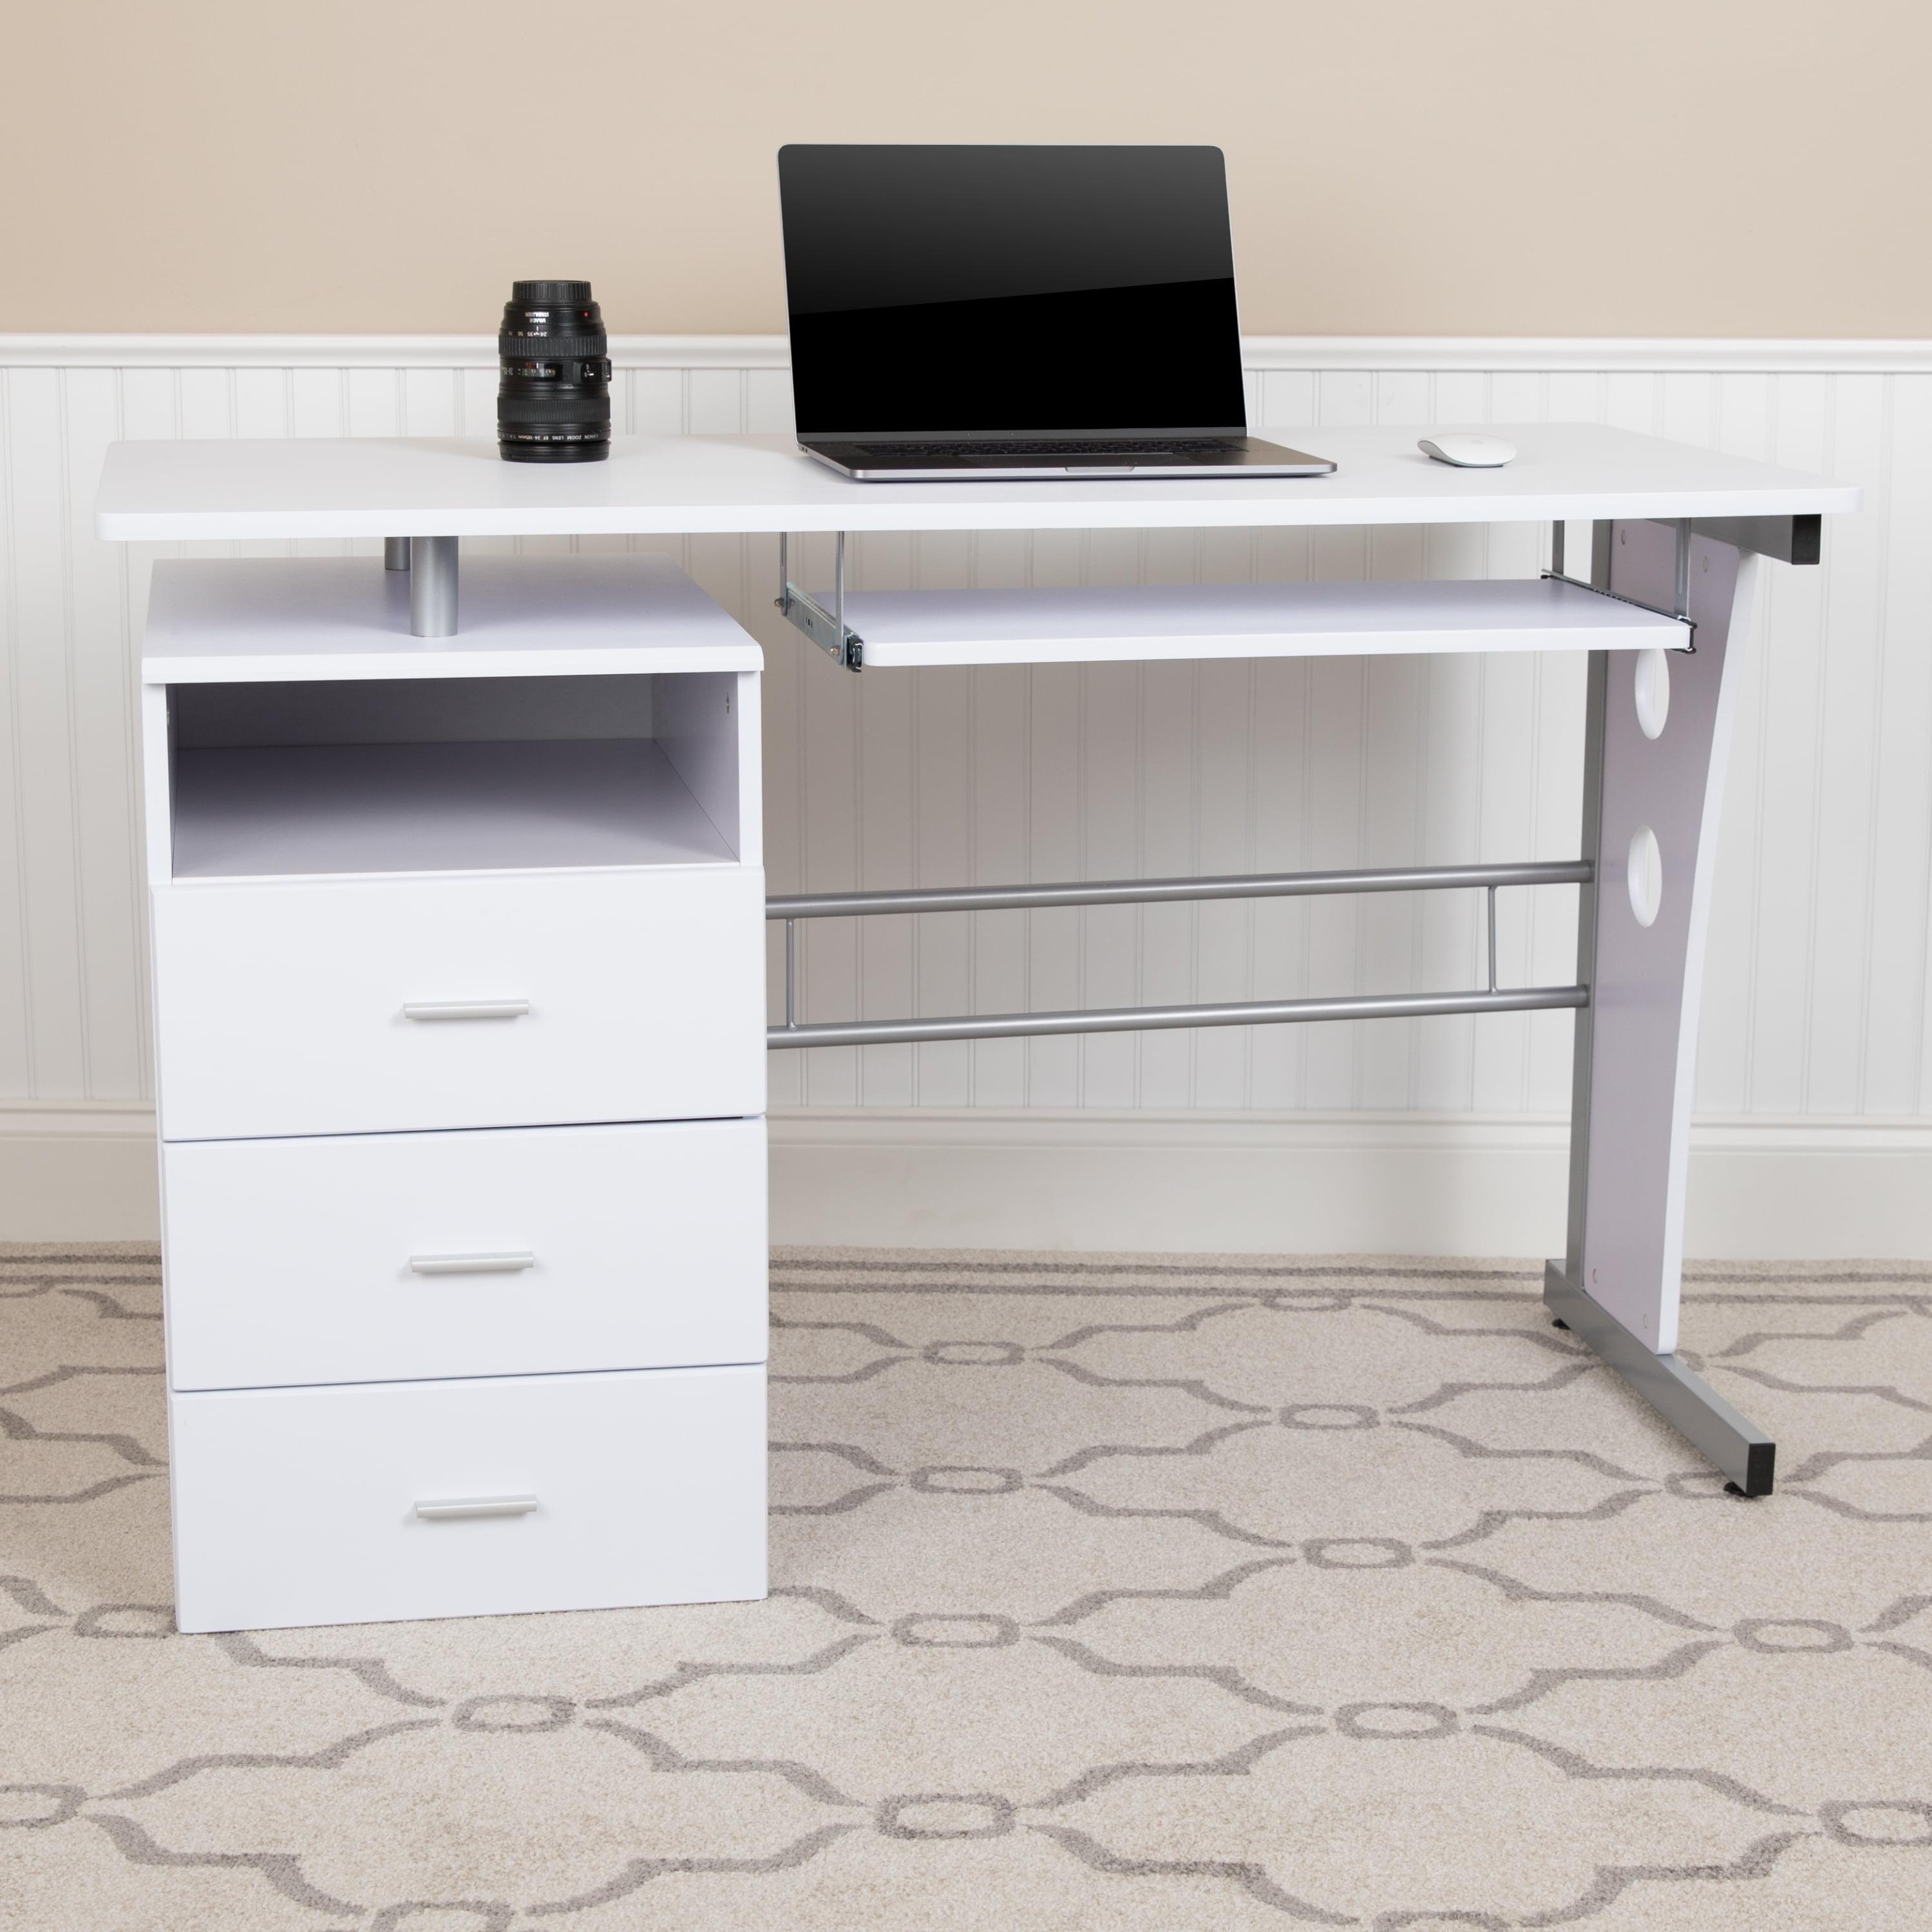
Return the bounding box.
[410,535,459,638]
[783,918,796,1030]
[770,983,1586,1051]
[1551,519,1566,579]
[768,859,1590,923]
[776,529,863,668]
[835,529,846,656]
[1486,886,1499,994]
[1540,569,1698,650]
[384,536,411,571]
[1566,585,1612,1285]
[1672,518,1691,620]
[1544,1263,1774,1494]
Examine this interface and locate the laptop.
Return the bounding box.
[777,144,1334,482]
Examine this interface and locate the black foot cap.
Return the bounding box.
[1723,1481,1758,1499]
[1551,1318,1570,1331]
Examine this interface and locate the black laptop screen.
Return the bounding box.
[778,145,1249,440]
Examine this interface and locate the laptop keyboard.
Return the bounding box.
[858,439,1238,460]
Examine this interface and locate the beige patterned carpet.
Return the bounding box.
[5,1243,1932,1931]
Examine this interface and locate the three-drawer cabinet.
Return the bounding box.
[140,552,770,1632]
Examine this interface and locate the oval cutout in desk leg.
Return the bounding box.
[1627,826,1663,928]
[1634,648,1671,739]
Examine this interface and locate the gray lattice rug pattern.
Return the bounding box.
[5,1244,1932,1931]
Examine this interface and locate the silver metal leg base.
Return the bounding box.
[1543,1261,1775,1496]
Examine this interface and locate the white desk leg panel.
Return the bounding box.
[1547,521,1776,1494]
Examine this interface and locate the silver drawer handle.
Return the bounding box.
[415,1494,539,1520]
[408,1251,536,1276]
[402,999,531,1022]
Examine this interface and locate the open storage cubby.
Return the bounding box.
[167,670,745,880]
[140,551,764,887]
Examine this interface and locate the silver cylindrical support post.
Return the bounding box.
[384,536,411,572]
[410,536,459,638]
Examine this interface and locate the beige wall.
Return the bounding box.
[8,0,1929,337]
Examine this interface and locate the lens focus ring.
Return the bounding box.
[498,334,609,359]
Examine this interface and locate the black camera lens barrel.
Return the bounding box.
[497,279,611,463]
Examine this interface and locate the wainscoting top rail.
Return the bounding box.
[10,334,1932,373]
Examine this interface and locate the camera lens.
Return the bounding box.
[497,279,611,462]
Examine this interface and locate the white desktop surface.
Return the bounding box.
[97,424,1857,542]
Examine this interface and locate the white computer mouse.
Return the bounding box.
[1419,433,1516,468]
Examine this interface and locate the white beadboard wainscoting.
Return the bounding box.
[3,335,1929,1253]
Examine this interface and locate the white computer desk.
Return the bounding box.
[100,424,1860,1523]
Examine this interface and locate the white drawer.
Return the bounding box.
[169,1365,766,1632]
[151,866,765,1141]
[162,1118,766,1391]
